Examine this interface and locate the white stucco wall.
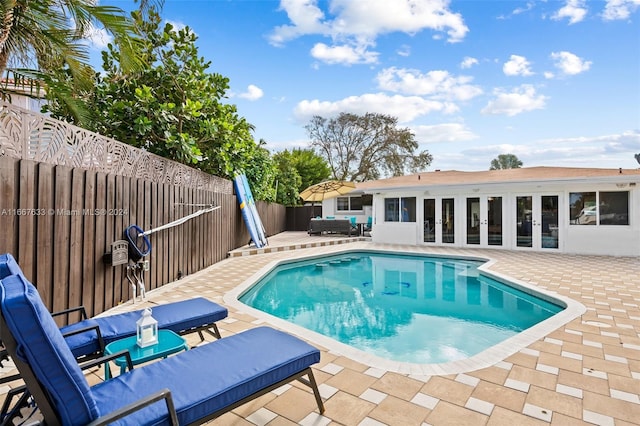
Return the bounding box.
[367,182,640,257]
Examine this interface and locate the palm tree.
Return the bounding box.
[0,0,161,119]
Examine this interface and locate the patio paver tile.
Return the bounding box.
[368,395,430,426]
[425,400,488,426]
[525,385,583,419]
[372,372,426,401]
[507,365,558,391]
[471,380,527,412]
[321,391,375,425]
[420,376,475,406]
[486,406,549,426]
[324,368,377,397]
[582,390,640,424]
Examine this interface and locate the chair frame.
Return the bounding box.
[0,312,179,425]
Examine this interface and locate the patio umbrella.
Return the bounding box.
[299,180,356,203]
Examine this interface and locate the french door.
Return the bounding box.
[515,195,560,250]
[465,196,503,247]
[423,198,455,244]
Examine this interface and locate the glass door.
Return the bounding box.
[424,199,436,243]
[442,198,455,244]
[466,196,502,247]
[423,198,455,244]
[515,195,559,250]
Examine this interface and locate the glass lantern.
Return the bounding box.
[136,308,158,348]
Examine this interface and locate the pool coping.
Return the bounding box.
[224,245,587,376]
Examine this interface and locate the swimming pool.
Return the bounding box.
[238,251,564,364]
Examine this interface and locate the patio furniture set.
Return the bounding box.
[0,253,324,425]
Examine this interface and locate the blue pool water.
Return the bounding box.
[239,252,564,364]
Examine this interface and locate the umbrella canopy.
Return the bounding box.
[299,180,356,202]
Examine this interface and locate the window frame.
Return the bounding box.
[336,196,364,212]
[569,191,629,226]
[384,197,416,223]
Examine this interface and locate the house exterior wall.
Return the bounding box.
[367,180,639,257]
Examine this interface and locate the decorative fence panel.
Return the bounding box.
[0,102,285,320]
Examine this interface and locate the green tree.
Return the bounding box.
[244,140,277,202]
[305,112,432,181]
[490,154,523,170]
[0,0,158,122]
[272,151,302,206]
[45,8,267,192]
[272,148,330,205]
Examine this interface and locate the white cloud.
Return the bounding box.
[83,22,113,49]
[602,0,640,20]
[376,67,483,101]
[269,0,469,65]
[481,85,547,116]
[503,55,534,76]
[429,130,640,170]
[552,0,588,24]
[294,93,457,123]
[238,85,264,101]
[460,56,478,69]
[497,1,535,19]
[550,51,592,75]
[269,0,329,46]
[512,1,536,15]
[412,123,479,143]
[310,42,378,65]
[397,44,411,57]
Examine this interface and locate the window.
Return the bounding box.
[599,192,629,225]
[570,191,629,226]
[384,197,416,222]
[570,192,596,225]
[336,196,363,211]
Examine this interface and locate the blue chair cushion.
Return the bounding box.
[0,253,25,280]
[61,298,228,358]
[90,326,320,425]
[0,274,100,425]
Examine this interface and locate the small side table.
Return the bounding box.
[103,329,188,379]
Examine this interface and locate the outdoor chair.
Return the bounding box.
[363,216,372,236]
[345,216,359,234]
[0,254,228,363]
[0,272,325,425]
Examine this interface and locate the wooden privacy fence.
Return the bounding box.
[0,102,285,321]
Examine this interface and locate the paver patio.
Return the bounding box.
[1,232,639,425]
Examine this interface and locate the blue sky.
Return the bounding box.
[94,0,640,172]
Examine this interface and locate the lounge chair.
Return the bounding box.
[0,254,228,362]
[0,272,325,425]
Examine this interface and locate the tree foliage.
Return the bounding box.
[490,153,523,170]
[244,140,277,202]
[0,0,160,122]
[44,8,275,199]
[305,112,432,181]
[272,148,330,206]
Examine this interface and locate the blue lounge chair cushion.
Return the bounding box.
[1,253,228,359]
[0,253,24,280]
[0,274,100,425]
[91,326,320,425]
[61,297,228,358]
